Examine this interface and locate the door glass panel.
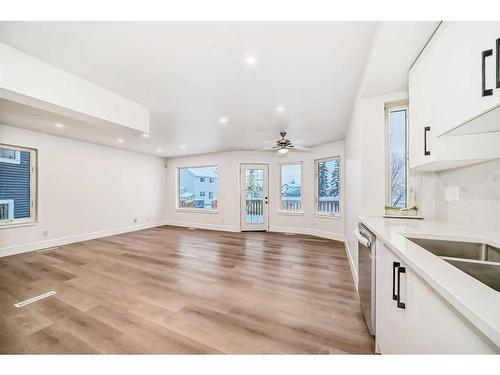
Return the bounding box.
[245,169,264,224]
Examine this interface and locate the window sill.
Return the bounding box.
[314,213,341,220]
[278,210,304,216]
[176,208,219,215]
[0,220,38,229]
[383,214,424,220]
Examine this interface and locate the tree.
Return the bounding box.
[318,162,329,198]
[246,169,263,199]
[390,152,406,207]
[329,161,340,197]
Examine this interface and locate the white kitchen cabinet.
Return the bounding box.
[409,22,500,171]
[376,241,498,354]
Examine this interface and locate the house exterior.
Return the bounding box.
[179,167,218,209]
[0,149,31,220]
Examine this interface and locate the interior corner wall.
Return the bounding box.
[0,124,168,257]
[344,91,412,286]
[164,141,345,241]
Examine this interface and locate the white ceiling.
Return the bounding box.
[0,22,436,157]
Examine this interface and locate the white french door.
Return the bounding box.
[240,164,269,231]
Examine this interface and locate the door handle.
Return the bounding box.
[424,126,431,156]
[496,38,500,89]
[482,49,494,97]
[397,266,406,309]
[392,262,400,301]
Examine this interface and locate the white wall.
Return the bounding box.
[0,124,167,256]
[165,141,345,241]
[434,159,500,235]
[344,90,436,286]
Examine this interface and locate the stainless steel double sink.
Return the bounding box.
[405,237,500,292]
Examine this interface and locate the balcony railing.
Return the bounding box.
[281,198,301,211]
[318,198,339,214]
[246,199,263,216]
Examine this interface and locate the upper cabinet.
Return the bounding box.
[409,22,500,171]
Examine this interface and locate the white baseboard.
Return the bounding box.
[270,225,345,242]
[344,240,359,297]
[164,220,240,233]
[0,220,169,258]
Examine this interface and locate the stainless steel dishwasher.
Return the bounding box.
[355,223,376,336]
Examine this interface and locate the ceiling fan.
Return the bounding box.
[256,131,311,155]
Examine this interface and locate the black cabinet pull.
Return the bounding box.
[424,126,431,156]
[397,266,406,309]
[482,49,494,97]
[496,38,500,89]
[392,262,400,301]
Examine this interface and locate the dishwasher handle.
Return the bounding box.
[354,229,371,248]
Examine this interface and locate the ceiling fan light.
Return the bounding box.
[278,148,289,154]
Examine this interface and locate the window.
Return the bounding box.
[0,144,37,225]
[0,148,21,164]
[279,162,302,212]
[178,166,218,210]
[315,157,340,216]
[385,103,415,215]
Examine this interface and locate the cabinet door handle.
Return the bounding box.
[496,38,500,89]
[397,266,406,309]
[392,262,400,301]
[482,49,494,97]
[424,126,431,156]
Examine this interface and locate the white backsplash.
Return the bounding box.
[433,159,500,234]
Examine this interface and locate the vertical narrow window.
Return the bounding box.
[386,103,410,213]
[0,144,37,225]
[178,166,218,210]
[315,157,341,215]
[279,162,302,212]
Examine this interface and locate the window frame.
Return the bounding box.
[176,164,219,214]
[384,102,417,216]
[277,161,303,215]
[0,144,38,227]
[314,156,341,218]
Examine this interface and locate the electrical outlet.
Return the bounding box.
[133,218,138,224]
[42,230,48,237]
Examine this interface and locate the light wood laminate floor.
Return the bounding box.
[0,226,374,354]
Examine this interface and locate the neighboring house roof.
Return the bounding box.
[187,167,218,178]
[180,192,195,200]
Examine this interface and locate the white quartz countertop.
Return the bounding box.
[359,216,500,349]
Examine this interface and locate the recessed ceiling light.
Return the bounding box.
[179,144,186,150]
[245,55,257,66]
[156,148,162,153]
[219,117,228,124]
[54,122,65,128]
[117,138,124,143]
[142,133,150,138]
[276,106,285,113]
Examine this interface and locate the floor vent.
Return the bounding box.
[36,246,59,253]
[14,291,56,308]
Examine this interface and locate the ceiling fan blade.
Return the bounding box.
[290,145,312,152]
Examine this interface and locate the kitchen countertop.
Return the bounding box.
[359,216,500,349]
